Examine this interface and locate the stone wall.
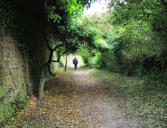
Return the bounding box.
[0,28,32,122]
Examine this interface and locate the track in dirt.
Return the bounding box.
[4,69,142,128]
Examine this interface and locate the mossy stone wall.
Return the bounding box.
[0,28,31,122]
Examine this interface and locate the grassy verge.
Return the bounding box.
[90,69,167,128]
[53,67,72,75]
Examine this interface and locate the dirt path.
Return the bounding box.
[4,69,142,128]
[71,69,141,128]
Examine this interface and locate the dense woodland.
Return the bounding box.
[0,0,167,127]
[80,0,167,81]
[1,0,167,81]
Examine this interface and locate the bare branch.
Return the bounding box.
[51,60,59,62]
[48,63,54,76]
[51,49,67,64]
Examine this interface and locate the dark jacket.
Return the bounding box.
[73,58,78,65]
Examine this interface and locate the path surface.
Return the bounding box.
[4,69,142,128]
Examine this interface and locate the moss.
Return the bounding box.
[0,104,4,122]
[4,105,15,118]
[16,91,28,108]
[19,91,27,99]
[10,101,17,111]
[0,86,5,98]
[0,80,3,86]
[0,90,27,123]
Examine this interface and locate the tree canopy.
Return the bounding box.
[1,0,167,89]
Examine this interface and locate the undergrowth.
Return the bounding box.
[90,69,167,128]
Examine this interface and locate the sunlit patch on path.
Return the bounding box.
[4,69,142,128]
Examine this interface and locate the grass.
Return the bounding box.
[53,67,72,76]
[90,69,167,128]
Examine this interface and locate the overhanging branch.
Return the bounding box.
[51,49,67,63]
[52,43,64,51]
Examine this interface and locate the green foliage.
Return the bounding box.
[101,50,120,72]
[22,125,32,128]
[77,46,90,65]
[11,94,27,110]
[77,0,167,83]
[108,0,167,79]
[48,6,61,23]
[89,51,102,68]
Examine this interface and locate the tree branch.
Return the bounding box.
[51,50,66,63]
[52,43,64,51]
[51,60,59,62]
[47,63,54,76]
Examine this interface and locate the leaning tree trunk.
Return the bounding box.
[38,69,52,99]
[38,70,46,99]
[38,35,66,99]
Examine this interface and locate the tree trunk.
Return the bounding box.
[38,70,45,99]
[38,69,51,99]
[64,53,68,71]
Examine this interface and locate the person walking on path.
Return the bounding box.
[73,57,78,70]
